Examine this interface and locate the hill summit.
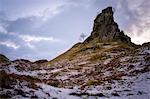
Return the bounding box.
[85,7,131,44]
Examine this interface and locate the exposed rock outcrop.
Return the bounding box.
[34,60,48,64]
[142,42,150,48]
[85,7,131,44]
[0,54,9,63]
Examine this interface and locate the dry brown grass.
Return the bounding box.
[90,53,111,61]
[105,43,134,52]
[86,80,103,86]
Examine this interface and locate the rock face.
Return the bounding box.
[0,54,9,63]
[142,42,150,48]
[85,7,131,44]
[34,59,48,64]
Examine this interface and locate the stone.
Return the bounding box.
[0,54,9,63]
[85,7,131,44]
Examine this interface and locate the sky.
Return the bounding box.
[0,0,150,61]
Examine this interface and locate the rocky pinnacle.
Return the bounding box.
[85,7,132,44]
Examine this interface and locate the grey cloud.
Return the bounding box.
[122,0,150,44]
[1,0,67,20]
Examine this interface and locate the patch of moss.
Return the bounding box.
[101,43,111,46]
[90,53,110,61]
[0,54,9,63]
[79,43,104,53]
[70,66,82,70]
[0,70,16,89]
[47,80,59,87]
[86,80,102,86]
[105,43,134,52]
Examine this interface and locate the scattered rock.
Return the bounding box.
[111,92,120,97]
[70,92,105,97]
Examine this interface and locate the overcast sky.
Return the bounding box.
[0,0,150,61]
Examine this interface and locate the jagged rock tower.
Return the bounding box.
[85,7,131,44]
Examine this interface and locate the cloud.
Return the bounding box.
[39,3,65,21]
[18,34,61,48]
[19,35,58,42]
[0,41,20,49]
[116,0,150,44]
[0,25,7,34]
[1,0,68,21]
[131,31,150,44]
[0,1,73,34]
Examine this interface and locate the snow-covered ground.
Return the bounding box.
[0,46,150,98]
